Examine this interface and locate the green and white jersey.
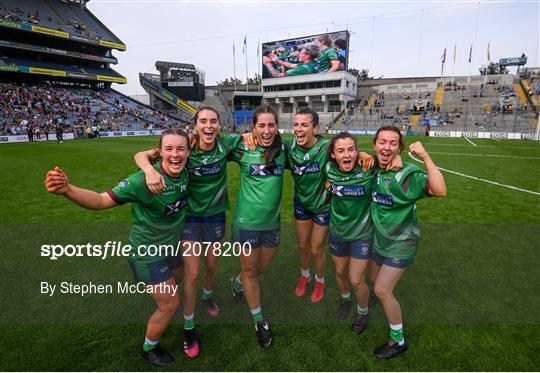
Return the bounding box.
[316,48,338,72]
[286,61,317,77]
[107,162,189,263]
[371,162,429,259]
[325,162,375,241]
[229,141,286,230]
[285,136,329,214]
[186,135,241,216]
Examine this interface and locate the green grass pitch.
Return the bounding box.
[0,135,539,371]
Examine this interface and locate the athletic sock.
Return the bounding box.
[300,267,310,278]
[202,288,213,301]
[315,274,325,284]
[341,292,351,300]
[389,323,405,346]
[143,337,158,352]
[356,305,369,315]
[250,306,264,324]
[184,313,195,330]
[232,275,243,292]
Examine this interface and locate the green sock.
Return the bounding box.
[389,324,404,345]
[184,314,195,330]
[356,305,368,315]
[143,338,158,352]
[250,306,263,324]
[202,288,212,301]
[233,275,243,292]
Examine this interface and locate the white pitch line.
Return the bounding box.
[464,137,478,147]
[425,151,540,160]
[492,138,501,142]
[408,152,540,196]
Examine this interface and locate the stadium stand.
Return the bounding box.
[0,0,180,142]
[342,74,538,134]
[0,0,123,45]
[0,82,178,137]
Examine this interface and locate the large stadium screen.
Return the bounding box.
[261,30,349,79]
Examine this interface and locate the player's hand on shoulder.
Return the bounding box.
[242,132,257,151]
[358,152,374,172]
[386,154,403,171]
[45,166,70,195]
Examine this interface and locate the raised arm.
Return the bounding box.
[408,142,447,197]
[44,167,117,210]
[134,149,165,194]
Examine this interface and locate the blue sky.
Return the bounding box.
[88,0,539,96]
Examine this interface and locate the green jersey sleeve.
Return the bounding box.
[108,171,148,205]
[223,134,242,153]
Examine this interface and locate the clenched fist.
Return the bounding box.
[408,141,429,159]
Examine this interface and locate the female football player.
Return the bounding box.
[44,128,190,367]
[370,125,447,359]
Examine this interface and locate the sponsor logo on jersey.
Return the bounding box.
[292,162,320,175]
[201,155,221,165]
[330,184,365,197]
[164,197,187,216]
[190,163,221,177]
[162,183,187,195]
[117,179,129,188]
[372,191,393,206]
[249,164,284,176]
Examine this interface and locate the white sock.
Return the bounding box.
[144,337,158,346]
[341,292,351,299]
[300,267,310,278]
[315,274,325,284]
